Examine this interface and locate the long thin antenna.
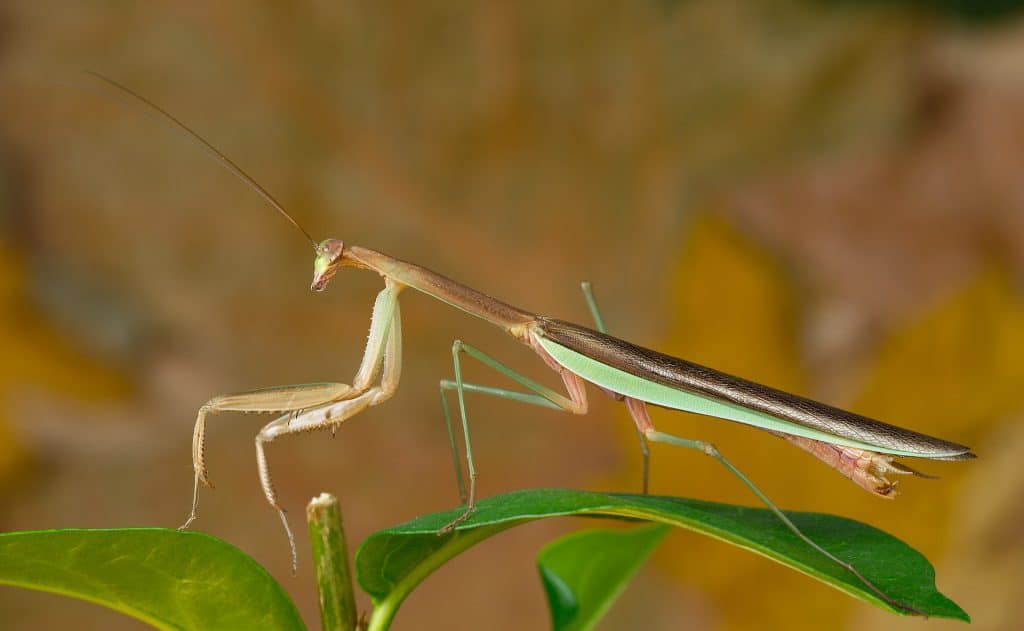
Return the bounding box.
[85,71,319,251]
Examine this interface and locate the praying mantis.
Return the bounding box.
[90,73,973,615]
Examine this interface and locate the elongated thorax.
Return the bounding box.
[345,246,537,335]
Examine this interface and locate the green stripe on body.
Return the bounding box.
[537,336,936,458]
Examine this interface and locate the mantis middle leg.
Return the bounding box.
[437,338,588,532]
[434,281,650,518]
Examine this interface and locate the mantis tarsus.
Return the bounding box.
[90,73,974,615]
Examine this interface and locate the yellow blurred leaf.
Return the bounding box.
[0,247,129,489]
[614,214,1013,630]
[623,213,824,629]
[857,267,1024,441]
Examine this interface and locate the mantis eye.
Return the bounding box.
[318,238,345,261]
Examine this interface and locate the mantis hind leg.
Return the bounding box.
[438,339,587,533]
[623,396,920,616]
[581,281,650,493]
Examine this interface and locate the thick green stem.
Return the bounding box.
[307,493,358,631]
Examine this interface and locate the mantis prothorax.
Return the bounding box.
[90,73,974,614]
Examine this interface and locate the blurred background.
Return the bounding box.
[1,1,1022,629]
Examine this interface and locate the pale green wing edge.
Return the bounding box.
[538,337,934,457]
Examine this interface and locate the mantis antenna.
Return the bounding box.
[84,71,320,252]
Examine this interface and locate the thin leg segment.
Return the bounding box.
[439,380,561,504]
[581,281,649,493]
[622,396,920,615]
[580,281,607,334]
[438,339,588,533]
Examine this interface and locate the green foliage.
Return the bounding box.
[0,489,969,629]
[538,524,669,631]
[355,489,968,627]
[0,528,305,631]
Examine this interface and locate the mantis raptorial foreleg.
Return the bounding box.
[438,339,588,532]
[181,279,404,570]
[182,386,357,535]
[187,383,355,493]
[255,296,402,571]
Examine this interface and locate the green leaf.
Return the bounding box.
[537,524,669,631]
[355,489,968,630]
[0,528,305,631]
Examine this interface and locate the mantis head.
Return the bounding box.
[311,238,346,291]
